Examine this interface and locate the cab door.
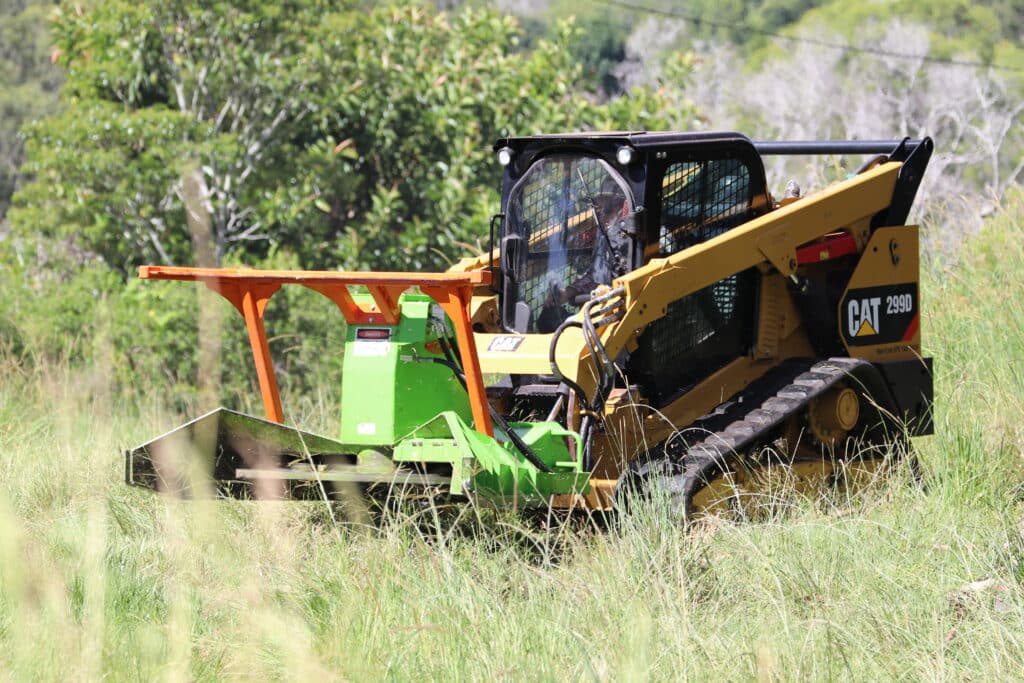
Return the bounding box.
[501,154,638,333]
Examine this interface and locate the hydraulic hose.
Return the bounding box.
[580,301,614,411]
[436,332,460,368]
[554,287,625,472]
[548,319,592,414]
[549,313,612,474]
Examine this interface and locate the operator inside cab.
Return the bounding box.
[502,155,636,333]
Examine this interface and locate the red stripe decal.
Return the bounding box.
[796,233,858,265]
[901,313,919,341]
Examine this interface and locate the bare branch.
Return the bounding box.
[147,228,173,264]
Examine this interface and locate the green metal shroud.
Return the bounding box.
[125,293,590,505]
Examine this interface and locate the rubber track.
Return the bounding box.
[628,357,875,511]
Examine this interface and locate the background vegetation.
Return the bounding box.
[0,1,1022,678]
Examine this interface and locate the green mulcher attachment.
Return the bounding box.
[125,267,589,507]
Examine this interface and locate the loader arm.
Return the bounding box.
[599,162,903,361]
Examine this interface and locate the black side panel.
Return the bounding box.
[789,263,856,357]
[626,146,764,405]
[626,269,758,405]
[875,357,934,436]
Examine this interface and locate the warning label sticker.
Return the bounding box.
[841,283,918,347]
[351,340,392,357]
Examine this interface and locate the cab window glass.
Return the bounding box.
[659,158,753,255]
[504,155,634,332]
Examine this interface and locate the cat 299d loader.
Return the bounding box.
[126,131,934,517]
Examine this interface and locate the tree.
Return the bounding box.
[11,1,325,272]
[10,1,701,275]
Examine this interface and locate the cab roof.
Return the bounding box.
[492,130,757,152]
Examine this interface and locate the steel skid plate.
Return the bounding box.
[125,407,351,498]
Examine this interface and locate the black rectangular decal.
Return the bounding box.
[840,283,918,346]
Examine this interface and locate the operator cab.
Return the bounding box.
[494,132,771,336]
[494,131,772,402]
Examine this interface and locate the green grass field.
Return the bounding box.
[2,198,1023,681]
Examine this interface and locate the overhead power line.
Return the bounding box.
[593,0,1024,73]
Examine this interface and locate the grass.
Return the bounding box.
[2,197,1024,680]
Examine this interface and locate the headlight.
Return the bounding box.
[615,145,635,166]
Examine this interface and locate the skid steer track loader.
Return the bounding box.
[126,131,934,517]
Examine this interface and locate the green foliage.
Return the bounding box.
[538,0,1022,72]
[561,13,630,95]
[12,0,329,271]
[13,103,203,272]
[597,52,703,130]
[293,6,585,271]
[0,0,61,221]
[0,237,119,356]
[10,1,701,278]
[746,0,825,32]
[794,0,1022,63]
[303,9,695,270]
[0,237,346,410]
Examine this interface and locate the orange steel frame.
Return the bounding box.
[138,266,495,437]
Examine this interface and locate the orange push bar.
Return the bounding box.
[139,266,494,437]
